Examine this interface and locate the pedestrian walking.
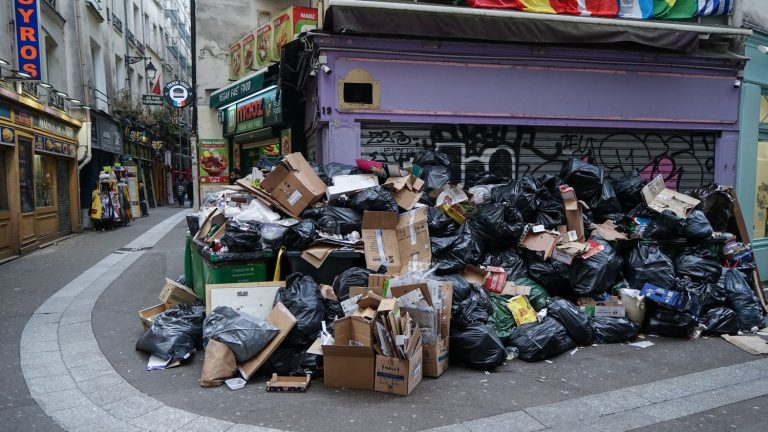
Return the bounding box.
[176,177,185,207]
[186,178,193,208]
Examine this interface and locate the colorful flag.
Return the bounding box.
[151,73,162,96]
[696,0,733,16]
[466,0,618,16]
[618,0,655,18]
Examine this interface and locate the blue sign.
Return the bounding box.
[14,0,42,80]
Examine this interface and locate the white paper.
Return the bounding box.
[146,355,170,371]
[396,289,425,307]
[341,294,362,316]
[629,341,655,348]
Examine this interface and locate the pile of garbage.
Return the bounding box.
[136,151,767,395]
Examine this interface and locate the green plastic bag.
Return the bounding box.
[488,294,516,345]
[514,277,552,311]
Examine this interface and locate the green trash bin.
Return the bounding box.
[184,233,195,289]
[189,238,206,298]
[197,248,275,301]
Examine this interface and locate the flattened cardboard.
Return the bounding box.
[396,208,432,269]
[196,209,226,242]
[266,374,311,392]
[323,316,376,390]
[206,282,285,319]
[593,220,629,241]
[259,153,327,217]
[327,174,378,201]
[385,175,425,210]
[423,337,449,378]
[463,265,489,285]
[722,335,768,355]
[361,211,402,273]
[139,304,167,330]
[301,245,336,269]
[519,229,560,260]
[159,279,200,308]
[238,303,297,381]
[501,283,532,297]
[236,178,295,217]
[641,174,701,218]
[560,185,586,242]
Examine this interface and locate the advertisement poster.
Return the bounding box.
[199,139,230,184]
[125,165,141,218]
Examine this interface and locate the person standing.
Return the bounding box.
[186,178,193,208]
[139,181,150,217]
[176,177,185,207]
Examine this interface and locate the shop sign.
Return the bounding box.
[14,0,42,80]
[199,139,230,184]
[142,95,164,106]
[164,80,193,108]
[151,140,163,150]
[15,110,33,127]
[34,134,76,158]
[209,73,265,108]
[34,114,76,138]
[127,127,146,143]
[225,86,281,136]
[0,126,15,147]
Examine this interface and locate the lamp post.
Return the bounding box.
[125,56,155,93]
[145,60,157,94]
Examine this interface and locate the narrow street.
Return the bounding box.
[0,208,765,432]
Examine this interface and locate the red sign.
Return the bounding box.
[237,98,264,123]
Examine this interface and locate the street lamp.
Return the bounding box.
[126,56,156,94]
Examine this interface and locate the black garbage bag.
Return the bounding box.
[323,298,344,323]
[591,316,640,344]
[643,309,696,338]
[536,196,566,229]
[325,162,358,179]
[547,297,593,345]
[466,203,525,249]
[276,273,325,347]
[539,174,565,200]
[259,224,288,249]
[590,179,623,222]
[560,158,604,205]
[432,225,484,275]
[528,260,571,299]
[413,149,450,167]
[220,220,263,253]
[316,216,340,235]
[482,249,528,281]
[467,171,508,187]
[452,284,493,326]
[569,235,624,297]
[488,294,517,344]
[613,171,646,213]
[203,306,279,363]
[510,176,543,221]
[723,269,765,331]
[688,184,734,232]
[509,318,576,362]
[699,307,739,336]
[332,267,371,301]
[675,252,722,284]
[684,210,714,240]
[449,323,507,369]
[422,165,451,191]
[514,277,552,311]
[302,207,362,235]
[186,215,201,236]
[643,210,684,240]
[691,281,728,311]
[262,347,321,377]
[433,273,472,303]
[346,186,398,213]
[624,243,676,290]
[427,206,459,237]
[136,304,206,363]
[281,220,317,251]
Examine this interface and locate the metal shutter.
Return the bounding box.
[360,123,716,191]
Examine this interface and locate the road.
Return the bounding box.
[1,207,767,432]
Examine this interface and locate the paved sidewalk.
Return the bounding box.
[5,210,768,431]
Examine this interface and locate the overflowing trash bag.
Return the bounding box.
[332,267,371,301]
[612,171,645,212]
[684,210,714,240]
[547,298,593,345]
[346,186,398,213]
[282,220,317,250]
[723,268,765,331]
[220,220,263,253]
[413,149,451,167]
[431,225,484,275]
[688,184,734,232]
[569,235,623,296]
[699,307,739,336]
[624,243,676,290]
[691,281,728,311]
[422,165,452,191]
[259,224,288,249]
[449,323,507,369]
[527,259,571,299]
[643,210,684,240]
[136,304,206,363]
[203,306,279,363]
[452,284,493,327]
[426,206,459,237]
[643,308,696,338]
[466,203,524,249]
[508,318,576,362]
[186,215,201,237]
[590,179,623,222]
[560,158,604,205]
[482,250,528,281]
[488,294,517,345]
[262,346,321,377]
[302,207,362,235]
[276,273,325,347]
[675,252,723,284]
[591,316,640,344]
[433,273,472,303]
[467,171,507,188]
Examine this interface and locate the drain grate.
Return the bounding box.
[114,246,153,253]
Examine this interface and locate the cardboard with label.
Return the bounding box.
[361,211,403,273]
[239,303,297,380]
[560,185,586,242]
[374,330,423,396]
[159,279,200,308]
[259,153,327,218]
[462,265,507,294]
[323,316,376,390]
[641,174,701,218]
[396,208,432,269]
[206,282,284,320]
[578,296,625,318]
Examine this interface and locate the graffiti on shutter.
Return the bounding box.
[361,124,716,191]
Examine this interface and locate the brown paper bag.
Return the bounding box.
[199,339,237,387]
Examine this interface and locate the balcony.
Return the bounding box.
[85,0,105,22]
[127,29,135,46]
[112,14,122,33]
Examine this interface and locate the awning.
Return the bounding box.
[323,0,751,52]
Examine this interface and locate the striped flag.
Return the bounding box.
[696,0,733,16]
[618,0,655,19]
[466,0,619,16]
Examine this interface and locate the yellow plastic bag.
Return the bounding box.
[507,295,537,326]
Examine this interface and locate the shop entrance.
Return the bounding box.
[56,159,71,235]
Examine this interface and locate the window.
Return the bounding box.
[18,139,34,212]
[34,155,56,208]
[754,92,768,240]
[0,148,8,211]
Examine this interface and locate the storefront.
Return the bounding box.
[737,29,768,278]
[80,111,123,227]
[0,88,81,258]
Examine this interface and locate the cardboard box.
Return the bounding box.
[138,303,167,331]
[423,337,449,378]
[259,153,327,218]
[551,242,589,266]
[641,174,701,218]
[519,228,560,260]
[239,303,297,380]
[361,211,402,273]
[374,331,423,396]
[578,296,625,318]
[323,316,376,390]
[385,175,425,210]
[255,23,273,68]
[206,282,284,320]
[266,373,310,392]
[327,174,378,201]
[396,208,431,269]
[196,209,226,242]
[640,284,686,310]
[272,6,318,61]
[560,185,586,242]
[159,279,200,308]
